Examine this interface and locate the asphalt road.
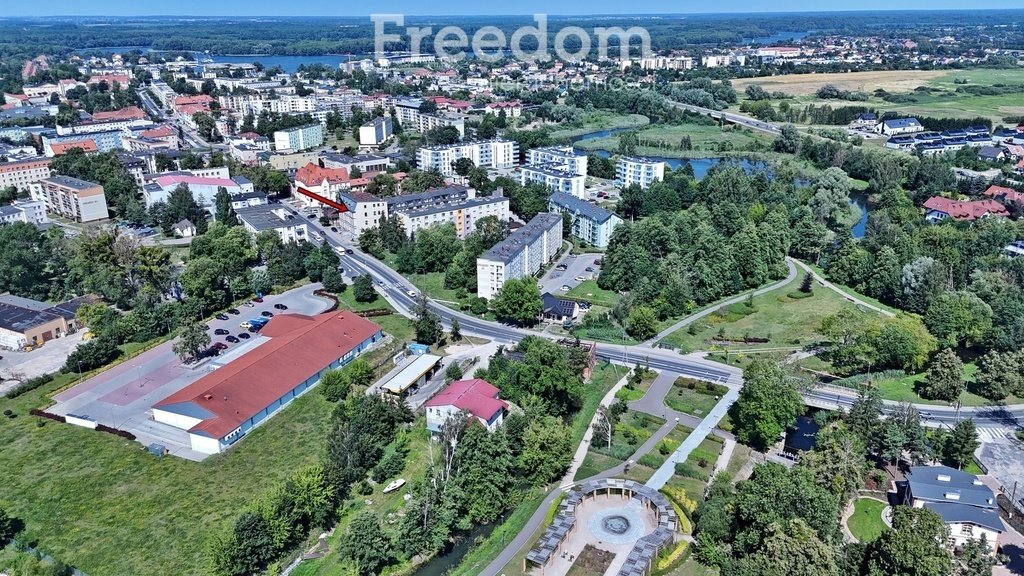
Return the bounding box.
[667,100,781,135]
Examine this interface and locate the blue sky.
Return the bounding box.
[6,0,1022,16]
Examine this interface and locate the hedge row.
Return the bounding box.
[4,373,55,399]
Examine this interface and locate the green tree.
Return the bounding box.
[943,419,979,470]
[518,415,572,485]
[955,535,996,576]
[728,518,841,576]
[0,505,14,545]
[229,511,279,576]
[972,350,1022,402]
[625,305,658,340]
[413,294,442,344]
[492,277,542,326]
[808,167,852,229]
[846,385,883,448]
[338,511,392,575]
[924,291,993,348]
[865,506,951,576]
[452,157,475,177]
[920,348,964,402]
[353,275,377,302]
[731,359,803,450]
[445,362,463,383]
[320,369,352,402]
[173,320,212,363]
[214,186,238,225]
[322,266,345,293]
[867,246,901,304]
[449,317,462,341]
[62,336,121,373]
[733,463,840,552]
[798,423,867,504]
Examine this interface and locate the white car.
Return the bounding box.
[560,285,571,291]
[407,289,418,298]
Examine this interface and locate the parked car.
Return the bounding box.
[274,303,288,310]
[594,258,603,265]
[307,213,316,219]
[585,267,594,272]
[225,335,239,343]
[214,328,229,335]
[575,275,586,281]
[330,226,338,232]
[212,342,228,350]
[253,296,264,303]
[555,264,568,271]
[560,285,571,291]
[244,302,255,308]
[237,332,250,340]
[261,311,274,317]
[228,308,240,315]
[215,313,229,321]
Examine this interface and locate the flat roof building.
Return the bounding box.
[520,163,587,199]
[417,139,519,176]
[476,212,562,300]
[547,191,622,248]
[389,186,509,239]
[359,116,394,147]
[153,311,383,455]
[379,353,443,398]
[0,157,52,193]
[31,175,109,222]
[616,156,665,190]
[0,293,93,350]
[235,204,310,243]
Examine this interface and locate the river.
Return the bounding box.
[411,522,495,576]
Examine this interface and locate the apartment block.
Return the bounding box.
[0,157,51,193]
[31,175,109,222]
[235,204,309,243]
[526,146,588,176]
[0,200,49,226]
[520,164,586,198]
[359,116,394,147]
[548,191,622,248]
[273,123,324,152]
[387,186,509,239]
[417,139,519,176]
[476,213,563,300]
[338,191,388,235]
[615,156,665,189]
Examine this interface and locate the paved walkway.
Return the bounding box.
[644,258,798,346]
[646,386,740,490]
[712,435,736,476]
[792,259,895,317]
[561,369,630,485]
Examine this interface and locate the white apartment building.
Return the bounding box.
[615,156,665,189]
[0,158,51,193]
[387,186,509,239]
[548,191,622,248]
[273,123,324,152]
[520,164,586,198]
[476,212,563,300]
[393,97,466,139]
[417,139,519,176]
[338,191,388,235]
[141,172,254,210]
[235,204,309,243]
[31,175,109,223]
[359,116,393,147]
[0,200,49,226]
[526,146,588,176]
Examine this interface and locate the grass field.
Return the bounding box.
[664,379,729,418]
[867,363,1023,407]
[573,122,772,158]
[0,374,335,576]
[547,111,650,141]
[565,280,620,308]
[734,68,1024,124]
[659,275,867,354]
[847,498,888,543]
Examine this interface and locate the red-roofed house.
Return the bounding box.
[484,100,523,117]
[425,378,508,433]
[984,185,1024,205]
[87,74,131,86]
[91,106,147,122]
[49,139,98,155]
[923,196,1009,223]
[293,162,351,206]
[153,311,384,454]
[428,95,473,112]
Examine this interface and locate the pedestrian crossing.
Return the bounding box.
[976,427,1009,442]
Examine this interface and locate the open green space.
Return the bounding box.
[867,363,1021,407]
[660,274,869,354]
[565,279,621,308]
[614,369,658,403]
[547,111,650,141]
[665,378,729,418]
[0,375,335,576]
[406,271,462,303]
[664,556,719,576]
[573,122,774,158]
[637,424,694,470]
[847,498,888,543]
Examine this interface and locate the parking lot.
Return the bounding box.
[46,285,332,460]
[0,331,86,391]
[540,250,603,296]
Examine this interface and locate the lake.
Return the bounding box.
[742,31,813,45]
[204,54,354,72]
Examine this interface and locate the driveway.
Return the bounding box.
[1,331,86,386]
[46,285,333,460]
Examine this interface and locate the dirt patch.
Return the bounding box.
[733,70,949,96]
[567,544,615,576]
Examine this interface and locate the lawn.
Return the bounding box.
[565,279,620,308]
[0,374,336,576]
[332,286,415,342]
[573,122,773,158]
[732,70,950,97]
[659,274,868,354]
[547,111,650,141]
[664,378,730,418]
[566,545,615,576]
[614,368,658,403]
[637,424,693,470]
[847,498,888,543]
[664,556,719,576]
[868,363,1017,407]
[407,271,462,304]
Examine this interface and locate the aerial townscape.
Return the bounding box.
[3,2,1024,576]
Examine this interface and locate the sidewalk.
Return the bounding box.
[561,368,630,485]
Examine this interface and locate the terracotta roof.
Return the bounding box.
[153,174,238,189]
[141,125,176,138]
[174,94,214,106]
[984,185,1024,204]
[425,378,507,422]
[923,197,1009,221]
[88,74,130,85]
[295,162,349,187]
[50,139,98,155]
[91,106,146,121]
[154,311,382,439]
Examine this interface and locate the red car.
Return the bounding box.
[212,342,228,350]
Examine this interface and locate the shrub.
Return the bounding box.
[370,447,407,483]
[355,481,373,496]
[786,290,813,300]
[658,441,672,456]
[4,373,55,399]
[674,462,709,481]
[638,454,661,468]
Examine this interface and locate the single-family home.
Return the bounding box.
[922,197,1008,223]
[173,219,196,237]
[903,465,1004,552]
[852,112,878,128]
[876,117,924,136]
[977,146,1006,162]
[983,185,1023,205]
[424,378,507,433]
[540,292,580,324]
